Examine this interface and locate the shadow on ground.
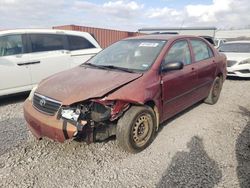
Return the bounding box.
[0,92,29,106]
[157,136,222,188]
[236,106,250,188]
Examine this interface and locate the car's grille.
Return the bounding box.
[33,93,61,115]
[239,69,250,74]
[227,60,237,67]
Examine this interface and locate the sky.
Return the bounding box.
[0,0,249,31]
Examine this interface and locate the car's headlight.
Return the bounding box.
[61,100,113,123]
[61,108,81,121]
[28,86,38,101]
[239,58,250,65]
[60,100,129,123]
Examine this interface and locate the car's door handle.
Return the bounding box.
[61,50,71,54]
[15,54,23,58]
[17,61,40,66]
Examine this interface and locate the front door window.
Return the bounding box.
[164,40,191,66]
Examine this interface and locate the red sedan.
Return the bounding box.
[24,35,227,153]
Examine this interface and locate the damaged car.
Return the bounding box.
[24,35,227,153]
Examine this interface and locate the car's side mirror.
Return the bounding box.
[161,61,184,73]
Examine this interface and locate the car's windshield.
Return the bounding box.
[219,43,250,53]
[86,39,166,72]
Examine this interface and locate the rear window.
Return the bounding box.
[219,43,250,53]
[67,35,95,51]
[0,35,23,57]
[30,34,65,52]
[190,39,213,62]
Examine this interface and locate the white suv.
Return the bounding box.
[0,29,102,96]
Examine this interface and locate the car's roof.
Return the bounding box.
[0,28,90,36]
[225,40,250,44]
[125,34,202,41]
[0,28,101,48]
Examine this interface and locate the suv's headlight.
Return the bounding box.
[28,86,38,101]
[239,58,250,65]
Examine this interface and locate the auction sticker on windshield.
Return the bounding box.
[139,43,159,47]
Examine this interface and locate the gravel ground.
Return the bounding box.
[0,79,249,188]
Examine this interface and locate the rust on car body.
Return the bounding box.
[23,34,227,152]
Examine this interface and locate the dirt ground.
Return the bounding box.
[0,78,249,188]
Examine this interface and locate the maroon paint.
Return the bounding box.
[24,35,227,142]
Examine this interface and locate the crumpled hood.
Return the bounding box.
[36,66,142,105]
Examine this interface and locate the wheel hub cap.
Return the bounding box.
[132,114,151,146]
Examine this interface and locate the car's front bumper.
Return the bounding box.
[23,99,77,142]
[227,64,250,78]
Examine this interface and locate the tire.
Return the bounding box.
[204,76,223,105]
[116,105,156,153]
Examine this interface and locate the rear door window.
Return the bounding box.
[164,40,191,65]
[190,39,213,62]
[67,35,95,51]
[29,34,65,52]
[0,35,23,57]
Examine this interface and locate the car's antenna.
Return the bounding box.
[178,19,185,34]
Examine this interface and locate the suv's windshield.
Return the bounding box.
[219,43,250,53]
[86,39,166,72]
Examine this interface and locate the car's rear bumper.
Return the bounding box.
[23,99,77,142]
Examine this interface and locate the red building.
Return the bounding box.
[53,25,142,48]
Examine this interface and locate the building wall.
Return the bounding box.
[215,29,250,39]
[53,25,142,48]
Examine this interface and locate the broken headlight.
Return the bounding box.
[61,108,81,121]
[90,100,129,121]
[60,100,129,123]
[90,101,112,122]
[61,100,112,123]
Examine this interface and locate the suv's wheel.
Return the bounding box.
[116,105,156,153]
[204,76,223,105]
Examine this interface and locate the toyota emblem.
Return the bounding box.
[39,98,46,107]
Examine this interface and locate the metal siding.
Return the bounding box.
[53,25,143,48]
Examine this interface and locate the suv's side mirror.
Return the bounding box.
[161,61,184,73]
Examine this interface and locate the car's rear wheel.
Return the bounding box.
[116,105,156,153]
[204,76,223,105]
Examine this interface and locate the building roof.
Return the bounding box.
[215,29,250,39]
[225,40,250,44]
[124,34,202,41]
[138,27,217,32]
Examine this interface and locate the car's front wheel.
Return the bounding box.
[116,105,156,153]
